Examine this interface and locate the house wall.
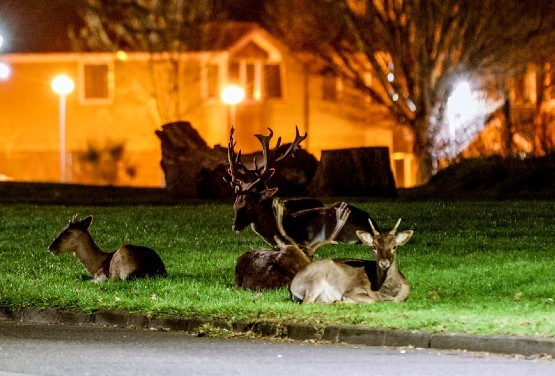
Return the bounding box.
[0,54,163,186]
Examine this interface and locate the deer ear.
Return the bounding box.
[395,230,413,246]
[262,188,278,198]
[356,230,374,246]
[80,216,93,230]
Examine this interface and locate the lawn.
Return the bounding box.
[0,200,553,337]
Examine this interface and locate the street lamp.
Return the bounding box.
[220,84,245,132]
[51,74,75,183]
[0,34,10,81]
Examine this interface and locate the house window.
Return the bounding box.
[226,60,283,101]
[264,64,282,99]
[79,61,113,104]
[206,63,220,98]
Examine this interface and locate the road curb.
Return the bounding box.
[1,307,553,357]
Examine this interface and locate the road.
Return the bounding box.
[0,321,552,376]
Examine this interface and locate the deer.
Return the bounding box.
[48,215,167,282]
[289,218,413,304]
[234,198,351,291]
[226,126,377,246]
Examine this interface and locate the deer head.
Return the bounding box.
[226,126,307,194]
[48,215,93,255]
[227,126,308,236]
[356,219,413,273]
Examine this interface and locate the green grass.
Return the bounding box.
[0,201,553,337]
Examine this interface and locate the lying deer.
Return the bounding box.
[234,199,350,291]
[227,126,376,245]
[48,215,167,282]
[289,219,413,303]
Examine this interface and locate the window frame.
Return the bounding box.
[226,58,284,102]
[78,59,115,105]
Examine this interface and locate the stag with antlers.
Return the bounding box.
[226,126,324,244]
[226,126,378,246]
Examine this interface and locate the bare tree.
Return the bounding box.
[264,0,555,182]
[70,0,229,123]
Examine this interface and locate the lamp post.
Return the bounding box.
[51,74,75,183]
[220,84,245,132]
[0,34,10,81]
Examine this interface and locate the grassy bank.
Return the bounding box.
[0,200,553,337]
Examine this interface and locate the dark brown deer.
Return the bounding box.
[227,126,376,246]
[48,215,167,282]
[289,219,413,303]
[234,199,350,291]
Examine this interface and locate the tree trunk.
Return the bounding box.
[156,121,227,198]
[412,117,435,185]
[308,147,396,197]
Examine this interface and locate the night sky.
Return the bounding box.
[0,0,264,53]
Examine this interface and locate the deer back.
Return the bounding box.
[234,246,311,291]
[103,245,167,281]
[282,203,377,246]
[231,190,324,244]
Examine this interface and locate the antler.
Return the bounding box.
[273,197,299,249]
[226,127,258,193]
[369,218,380,236]
[389,218,402,235]
[305,202,351,257]
[251,126,307,189]
[227,127,241,192]
[227,126,307,193]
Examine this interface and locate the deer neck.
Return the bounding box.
[251,196,280,244]
[375,260,396,291]
[72,233,110,277]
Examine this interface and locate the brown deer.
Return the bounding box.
[48,215,167,282]
[227,126,377,246]
[289,219,413,303]
[234,199,350,291]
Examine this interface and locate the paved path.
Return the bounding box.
[0,322,553,376]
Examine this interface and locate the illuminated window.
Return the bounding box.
[79,61,113,104]
[206,63,220,98]
[264,64,282,99]
[226,60,283,101]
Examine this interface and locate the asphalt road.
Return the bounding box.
[0,322,553,376]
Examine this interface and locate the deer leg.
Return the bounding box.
[341,289,380,303]
[391,283,410,302]
[93,272,108,283]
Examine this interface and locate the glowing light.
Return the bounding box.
[392,93,399,102]
[221,84,245,105]
[446,81,478,134]
[387,72,394,82]
[51,74,75,96]
[116,50,128,61]
[0,35,3,50]
[0,62,10,80]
